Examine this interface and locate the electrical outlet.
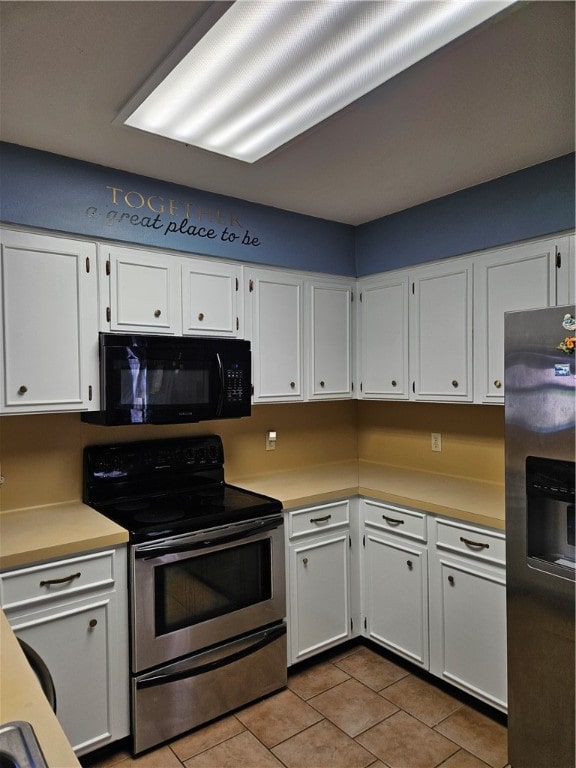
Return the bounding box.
[265,430,277,451]
[431,432,442,452]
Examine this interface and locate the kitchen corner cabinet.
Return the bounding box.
[474,238,558,404]
[428,517,507,711]
[0,547,129,756]
[245,268,304,402]
[361,499,429,668]
[0,228,99,414]
[307,278,354,400]
[358,272,410,400]
[286,501,352,664]
[410,260,473,402]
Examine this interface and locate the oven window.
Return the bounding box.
[155,540,272,635]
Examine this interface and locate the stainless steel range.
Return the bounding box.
[83,435,287,754]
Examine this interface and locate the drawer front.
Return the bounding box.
[434,518,505,566]
[0,550,116,611]
[363,499,427,542]
[289,500,349,539]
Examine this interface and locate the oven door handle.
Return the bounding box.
[135,623,286,690]
[134,514,283,558]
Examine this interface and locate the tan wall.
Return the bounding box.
[0,401,358,512]
[0,400,504,512]
[357,401,505,483]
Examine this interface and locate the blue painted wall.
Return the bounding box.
[355,153,575,276]
[0,143,356,276]
[1,143,573,278]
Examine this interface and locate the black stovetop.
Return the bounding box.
[83,436,282,543]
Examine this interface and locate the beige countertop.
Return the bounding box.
[0,609,81,767]
[0,501,129,570]
[232,460,505,531]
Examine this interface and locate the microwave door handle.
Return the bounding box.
[215,352,225,417]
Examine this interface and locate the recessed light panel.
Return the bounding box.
[120,1,515,162]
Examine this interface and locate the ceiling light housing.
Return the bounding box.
[117,0,516,163]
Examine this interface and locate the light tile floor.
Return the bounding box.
[81,643,508,768]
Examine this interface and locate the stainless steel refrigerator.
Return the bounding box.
[505,304,575,768]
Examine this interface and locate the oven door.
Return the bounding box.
[131,514,285,672]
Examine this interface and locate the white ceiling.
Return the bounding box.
[0,1,574,226]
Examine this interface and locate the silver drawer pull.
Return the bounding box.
[460,536,489,550]
[40,572,81,587]
[310,514,332,524]
[383,515,405,526]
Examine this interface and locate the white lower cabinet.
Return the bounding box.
[0,547,129,756]
[428,517,507,711]
[357,499,507,711]
[286,500,353,664]
[361,500,429,668]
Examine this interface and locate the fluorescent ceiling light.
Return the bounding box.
[119,0,516,163]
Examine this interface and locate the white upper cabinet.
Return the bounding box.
[246,268,304,402]
[0,228,98,413]
[556,234,575,306]
[181,259,242,337]
[307,278,353,400]
[358,272,410,400]
[474,238,558,404]
[410,260,473,402]
[103,245,180,334]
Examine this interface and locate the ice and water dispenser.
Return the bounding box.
[526,456,575,578]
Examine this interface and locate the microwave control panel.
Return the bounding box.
[226,367,246,402]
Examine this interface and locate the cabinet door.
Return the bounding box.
[105,245,180,334]
[0,229,98,412]
[363,531,428,668]
[289,532,350,663]
[359,274,409,399]
[556,235,575,305]
[431,558,507,710]
[182,259,242,337]
[247,269,304,402]
[474,240,556,403]
[308,280,353,399]
[410,261,473,401]
[12,600,113,754]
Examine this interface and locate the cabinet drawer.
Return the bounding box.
[0,550,116,612]
[363,500,427,543]
[434,518,505,566]
[289,501,349,539]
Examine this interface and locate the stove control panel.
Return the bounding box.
[84,436,224,484]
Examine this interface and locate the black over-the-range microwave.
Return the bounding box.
[81,333,251,426]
